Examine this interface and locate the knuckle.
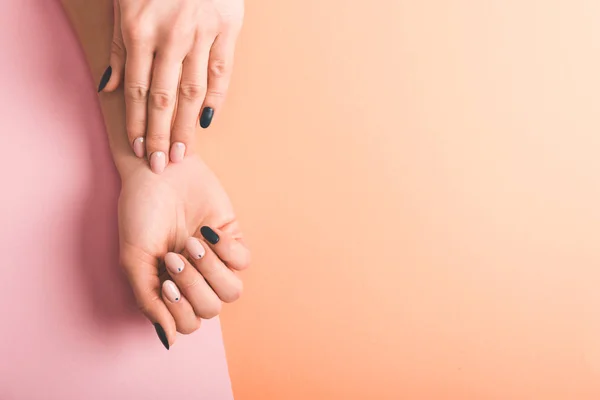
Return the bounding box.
[172,123,195,141]
[199,301,222,319]
[123,23,152,42]
[200,263,220,282]
[111,37,125,57]
[164,30,183,45]
[206,88,226,99]
[199,23,218,37]
[179,82,206,102]
[136,296,159,317]
[146,132,170,148]
[237,257,251,271]
[221,280,243,303]
[226,19,243,33]
[126,119,146,138]
[149,90,174,110]
[209,59,230,78]
[125,83,149,103]
[177,319,201,335]
[182,277,204,291]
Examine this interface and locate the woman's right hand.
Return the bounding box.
[98,0,244,174]
[118,154,250,348]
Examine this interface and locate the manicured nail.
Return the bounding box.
[153,323,169,350]
[170,142,186,163]
[150,151,166,174]
[97,66,112,92]
[162,280,181,303]
[165,252,185,274]
[199,107,214,128]
[186,237,206,259]
[200,226,220,244]
[133,137,145,158]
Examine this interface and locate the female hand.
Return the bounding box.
[118,154,250,349]
[98,0,244,174]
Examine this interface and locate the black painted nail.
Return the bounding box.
[97,66,112,92]
[199,107,214,128]
[200,226,220,244]
[153,323,169,350]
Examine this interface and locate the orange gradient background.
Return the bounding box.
[200,0,600,399]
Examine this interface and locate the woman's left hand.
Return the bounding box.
[118,154,250,349]
[98,0,244,174]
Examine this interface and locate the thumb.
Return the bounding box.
[98,0,125,93]
[120,246,176,350]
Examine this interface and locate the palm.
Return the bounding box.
[118,155,237,274]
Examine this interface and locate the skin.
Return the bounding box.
[61,0,249,347]
[101,0,244,173]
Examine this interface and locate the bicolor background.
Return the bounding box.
[2,0,600,399]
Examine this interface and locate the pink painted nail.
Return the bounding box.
[186,237,206,260]
[133,137,145,158]
[162,280,181,303]
[170,142,186,163]
[150,151,166,174]
[165,252,185,274]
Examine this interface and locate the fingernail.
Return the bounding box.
[200,226,220,245]
[150,151,166,174]
[170,142,186,163]
[165,252,185,274]
[186,237,206,260]
[133,137,145,158]
[162,280,181,303]
[97,66,112,92]
[200,107,214,128]
[153,323,169,350]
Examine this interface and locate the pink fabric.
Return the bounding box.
[0,1,233,399]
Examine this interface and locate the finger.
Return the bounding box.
[164,252,223,318]
[120,250,175,350]
[99,0,125,93]
[199,33,236,129]
[185,236,244,303]
[199,225,251,271]
[161,280,201,334]
[145,51,182,173]
[123,43,153,160]
[170,42,211,163]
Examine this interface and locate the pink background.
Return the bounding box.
[0,1,232,399]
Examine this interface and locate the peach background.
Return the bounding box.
[0,1,232,399]
[209,0,600,399]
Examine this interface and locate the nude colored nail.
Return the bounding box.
[150,151,166,174]
[186,237,206,260]
[162,280,181,303]
[165,252,185,274]
[133,137,145,158]
[170,142,186,163]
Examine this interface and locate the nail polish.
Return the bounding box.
[200,226,220,245]
[170,142,186,163]
[186,237,206,259]
[163,281,181,303]
[154,323,169,350]
[97,66,112,92]
[150,151,166,174]
[199,107,214,128]
[165,252,185,274]
[133,137,145,158]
